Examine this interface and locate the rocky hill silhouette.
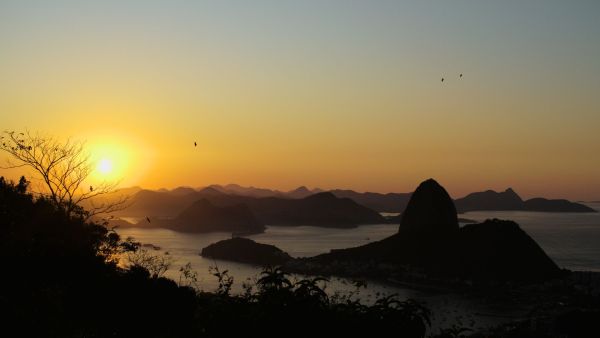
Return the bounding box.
[455,219,560,281]
[399,179,458,235]
[284,179,562,283]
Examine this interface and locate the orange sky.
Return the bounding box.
[1,1,599,200]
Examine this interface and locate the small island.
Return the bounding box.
[201,237,292,266]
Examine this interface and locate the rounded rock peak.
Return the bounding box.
[399,178,459,235]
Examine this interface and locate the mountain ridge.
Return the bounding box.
[104,184,596,217]
[115,188,385,229]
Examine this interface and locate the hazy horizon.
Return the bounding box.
[2,0,599,200]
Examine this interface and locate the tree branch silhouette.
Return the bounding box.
[0,130,130,219]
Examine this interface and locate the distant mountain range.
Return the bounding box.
[204,184,595,213]
[105,183,595,233]
[204,184,323,199]
[328,189,412,213]
[203,184,408,211]
[113,187,385,229]
[454,188,596,213]
[109,184,595,215]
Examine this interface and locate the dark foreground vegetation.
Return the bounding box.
[2,175,599,337]
[0,176,434,338]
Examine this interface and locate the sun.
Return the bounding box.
[84,131,154,186]
[97,158,113,175]
[89,142,127,181]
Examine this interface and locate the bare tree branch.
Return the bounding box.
[0,130,131,220]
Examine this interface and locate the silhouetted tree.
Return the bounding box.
[256,266,293,292]
[178,262,200,289]
[0,130,129,218]
[126,247,171,278]
[209,264,235,296]
[293,277,329,304]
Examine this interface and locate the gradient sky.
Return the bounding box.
[1,0,599,200]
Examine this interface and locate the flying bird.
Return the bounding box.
[146,216,151,223]
[441,77,444,82]
[194,141,197,147]
[459,73,463,78]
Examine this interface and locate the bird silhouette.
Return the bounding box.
[89,185,93,192]
[146,216,151,223]
[441,77,444,82]
[459,73,463,78]
[194,141,197,147]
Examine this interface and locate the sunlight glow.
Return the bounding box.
[97,158,113,175]
[89,141,129,182]
[85,131,154,187]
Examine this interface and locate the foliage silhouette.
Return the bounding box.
[0,175,437,337]
[0,130,129,219]
[208,264,235,296]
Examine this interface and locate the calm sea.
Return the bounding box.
[116,202,600,332]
